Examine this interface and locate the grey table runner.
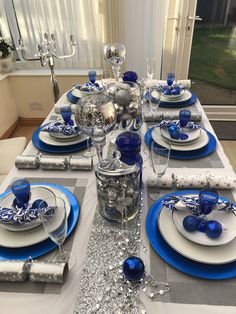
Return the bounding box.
[0,177,87,295]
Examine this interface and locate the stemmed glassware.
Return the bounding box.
[39,196,76,269]
[60,105,74,126]
[104,43,127,81]
[146,57,156,80]
[88,70,96,85]
[150,141,170,200]
[75,94,117,161]
[167,72,175,87]
[179,109,191,140]
[11,179,31,209]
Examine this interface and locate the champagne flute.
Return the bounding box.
[39,196,76,269]
[149,141,170,200]
[146,57,156,80]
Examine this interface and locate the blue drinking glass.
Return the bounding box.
[167,73,175,86]
[88,71,96,85]
[199,189,219,215]
[11,179,31,209]
[179,109,191,140]
[60,106,73,126]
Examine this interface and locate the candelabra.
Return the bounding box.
[17,33,77,103]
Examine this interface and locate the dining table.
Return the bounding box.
[0,84,236,314]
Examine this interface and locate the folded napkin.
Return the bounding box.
[147,173,236,190]
[41,124,81,136]
[0,206,40,224]
[158,79,191,89]
[0,260,68,283]
[159,120,200,130]
[162,195,236,216]
[142,111,202,122]
[74,82,103,93]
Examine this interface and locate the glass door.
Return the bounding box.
[189,0,236,107]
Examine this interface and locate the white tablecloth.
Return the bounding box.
[0,95,235,314]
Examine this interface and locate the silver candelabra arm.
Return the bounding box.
[53,34,77,59]
[17,38,42,62]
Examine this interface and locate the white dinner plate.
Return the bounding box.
[161,89,185,101]
[172,209,236,247]
[158,196,236,264]
[39,129,88,147]
[160,127,201,145]
[152,90,192,103]
[152,127,209,151]
[0,185,71,248]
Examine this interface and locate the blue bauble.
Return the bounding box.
[122,71,138,82]
[183,215,198,232]
[163,88,172,96]
[171,87,181,95]
[197,217,207,232]
[123,256,145,281]
[31,199,48,210]
[206,220,222,238]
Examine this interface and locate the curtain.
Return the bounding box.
[1,0,169,74]
[10,0,103,69]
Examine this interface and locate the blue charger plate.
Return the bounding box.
[144,127,217,159]
[146,190,236,280]
[150,91,197,108]
[0,183,80,260]
[32,126,89,153]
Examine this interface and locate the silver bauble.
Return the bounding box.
[115,90,130,106]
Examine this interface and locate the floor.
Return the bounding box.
[10,125,236,172]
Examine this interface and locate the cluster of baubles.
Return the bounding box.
[162,85,181,96]
[183,215,222,239]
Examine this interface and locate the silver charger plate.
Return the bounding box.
[158,194,236,264]
[152,126,209,151]
[160,127,201,145]
[0,185,71,248]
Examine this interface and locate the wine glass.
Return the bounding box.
[149,85,161,127]
[75,94,116,161]
[11,179,31,209]
[60,106,74,126]
[146,57,156,80]
[179,109,191,140]
[150,141,170,200]
[104,43,127,81]
[199,189,219,216]
[39,196,76,269]
[167,72,175,86]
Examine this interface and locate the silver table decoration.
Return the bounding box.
[75,94,117,161]
[0,260,29,282]
[69,156,93,170]
[95,154,140,222]
[40,156,68,170]
[29,261,68,284]
[15,155,40,169]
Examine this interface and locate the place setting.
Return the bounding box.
[32,105,90,154]
[0,178,80,276]
[146,185,236,280]
[144,109,217,159]
[149,72,197,108]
